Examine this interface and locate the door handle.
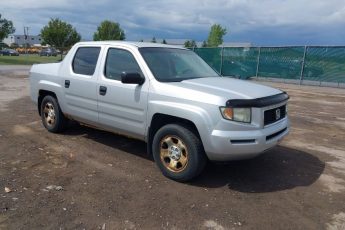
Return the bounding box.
[99,86,107,96]
[65,80,70,88]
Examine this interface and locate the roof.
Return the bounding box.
[76,41,186,49]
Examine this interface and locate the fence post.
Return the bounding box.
[255,47,261,78]
[299,45,307,85]
[220,46,224,75]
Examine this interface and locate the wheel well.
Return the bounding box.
[37,90,57,115]
[147,113,202,155]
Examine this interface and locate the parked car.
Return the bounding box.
[39,48,58,56]
[1,48,20,56]
[29,41,290,181]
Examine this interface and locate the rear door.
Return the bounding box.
[62,46,101,125]
[97,46,149,140]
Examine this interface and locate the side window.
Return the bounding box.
[105,48,142,81]
[72,47,101,76]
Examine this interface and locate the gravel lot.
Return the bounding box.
[0,65,345,229]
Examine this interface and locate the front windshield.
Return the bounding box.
[139,47,219,82]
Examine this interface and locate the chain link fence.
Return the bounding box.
[193,46,345,87]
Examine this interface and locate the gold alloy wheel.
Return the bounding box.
[159,135,188,172]
[43,102,56,127]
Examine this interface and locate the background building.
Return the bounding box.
[3,35,42,46]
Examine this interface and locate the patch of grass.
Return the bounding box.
[0,54,62,65]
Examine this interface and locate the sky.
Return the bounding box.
[1,0,345,46]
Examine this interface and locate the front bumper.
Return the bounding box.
[204,117,289,161]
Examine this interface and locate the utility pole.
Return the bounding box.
[24,26,29,55]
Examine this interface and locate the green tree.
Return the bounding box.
[0,14,15,41]
[201,40,208,47]
[184,40,191,48]
[93,20,125,41]
[184,40,197,48]
[41,18,81,60]
[139,39,143,42]
[162,39,167,44]
[151,37,156,43]
[207,24,227,47]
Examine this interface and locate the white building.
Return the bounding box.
[3,35,42,46]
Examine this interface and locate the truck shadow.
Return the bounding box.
[64,123,151,160]
[64,124,325,193]
[191,145,325,192]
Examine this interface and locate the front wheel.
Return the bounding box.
[40,95,68,133]
[152,124,207,182]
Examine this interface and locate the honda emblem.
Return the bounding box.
[275,109,281,120]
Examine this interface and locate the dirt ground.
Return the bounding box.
[0,66,345,230]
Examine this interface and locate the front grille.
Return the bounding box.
[264,105,286,126]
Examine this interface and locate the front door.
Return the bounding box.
[97,47,149,140]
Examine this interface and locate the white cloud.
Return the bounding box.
[0,0,344,44]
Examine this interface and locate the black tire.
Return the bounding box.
[152,124,207,182]
[40,95,68,133]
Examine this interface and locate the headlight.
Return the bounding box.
[220,107,251,123]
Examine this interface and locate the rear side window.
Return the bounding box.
[104,48,142,81]
[72,47,101,76]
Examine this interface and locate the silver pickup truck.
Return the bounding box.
[29,41,289,181]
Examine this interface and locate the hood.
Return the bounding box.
[156,77,283,106]
[180,77,281,99]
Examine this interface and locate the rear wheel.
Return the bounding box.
[40,95,68,133]
[152,124,207,182]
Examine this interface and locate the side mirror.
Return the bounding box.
[121,72,145,85]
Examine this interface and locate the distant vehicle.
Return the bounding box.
[39,48,58,56]
[1,49,20,56]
